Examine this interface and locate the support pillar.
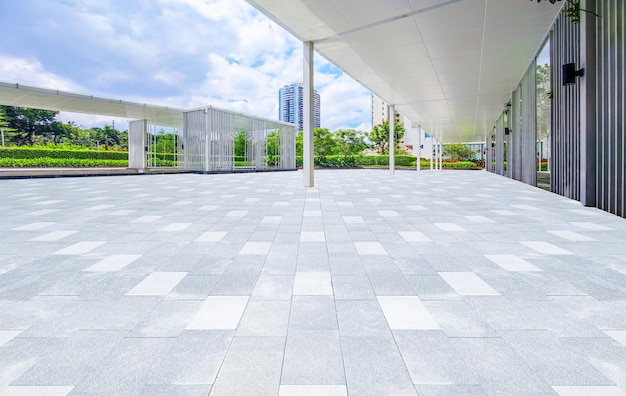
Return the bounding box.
[128,119,147,171]
[204,109,211,172]
[430,139,434,170]
[389,105,395,175]
[438,140,442,170]
[440,141,444,170]
[416,125,422,172]
[580,0,597,206]
[303,41,315,187]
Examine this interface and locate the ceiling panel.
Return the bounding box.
[412,0,486,40]
[332,0,413,31]
[246,0,561,142]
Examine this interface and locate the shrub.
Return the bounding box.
[293,155,482,170]
[0,147,127,161]
[0,158,128,167]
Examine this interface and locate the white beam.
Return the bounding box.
[303,41,315,187]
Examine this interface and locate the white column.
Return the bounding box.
[439,142,443,170]
[430,138,434,170]
[204,109,210,172]
[128,119,147,171]
[389,105,395,175]
[303,41,315,187]
[416,125,422,172]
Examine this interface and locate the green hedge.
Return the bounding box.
[295,155,481,170]
[0,147,127,160]
[0,158,128,168]
[147,152,178,161]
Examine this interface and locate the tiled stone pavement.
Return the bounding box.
[1,169,626,396]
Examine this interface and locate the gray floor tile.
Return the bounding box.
[414,384,487,395]
[129,300,202,337]
[148,330,233,386]
[289,296,338,330]
[3,170,626,394]
[331,274,375,300]
[393,330,480,385]
[251,275,294,300]
[11,331,126,386]
[336,300,391,337]
[69,337,175,395]
[210,336,284,396]
[499,330,615,386]
[422,300,497,338]
[281,330,344,385]
[450,337,556,395]
[136,385,211,396]
[237,300,291,337]
[341,336,416,395]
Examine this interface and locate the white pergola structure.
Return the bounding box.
[0,82,296,172]
[245,0,561,186]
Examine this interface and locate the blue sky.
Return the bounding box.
[0,0,372,131]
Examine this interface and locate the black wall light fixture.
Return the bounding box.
[563,63,585,85]
[504,127,511,135]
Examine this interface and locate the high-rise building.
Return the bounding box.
[279,83,320,131]
[371,93,403,127]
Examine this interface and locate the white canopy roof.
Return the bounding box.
[0,82,184,127]
[245,0,560,142]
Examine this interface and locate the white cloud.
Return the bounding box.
[355,122,372,133]
[0,0,371,131]
[0,55,83,92]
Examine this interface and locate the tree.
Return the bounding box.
[234,131,249,158]
[0,107,17,146]
[314,128,337,157]
[153,130,178,154]
[536,63,551,142]
[334,129,368,156]
[0,106,59,146]
[368,121,405,155]
[294,128,341,157]
[91,125,121,150]
[443,143,475,161]
[531,0,599,23]
[46,121,81,144]
[266,130,281,155]
[295,131,303,157]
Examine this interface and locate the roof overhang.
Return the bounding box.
[0,82,184,127]
[245,0,561,142]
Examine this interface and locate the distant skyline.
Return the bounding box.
[279,83,321,131]
[0,0,372,132]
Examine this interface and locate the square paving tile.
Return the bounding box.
[2,169,626,394]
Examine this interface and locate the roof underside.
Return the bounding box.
[246,0,560,142]
[0,82,184,128]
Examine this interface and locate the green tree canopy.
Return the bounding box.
[334,129,368,156]
[295,128,354,157]
[536,63,551,141]
[443,143,475,161]
[91,125,121,150]
[368,121,405,155]
[0,107,17,146]
[234,131,249,157]
[0,105,59,146]
[313,127,337,157]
